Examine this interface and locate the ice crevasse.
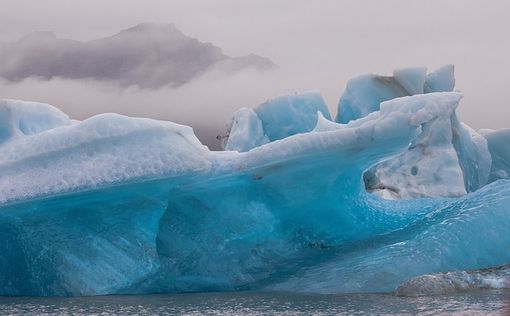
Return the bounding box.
[0,65,509,297]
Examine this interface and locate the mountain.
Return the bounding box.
[0,23,276,88]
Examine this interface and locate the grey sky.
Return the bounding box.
[0,0,508,148]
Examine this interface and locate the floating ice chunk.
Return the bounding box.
[336,65,456,124]
[424,64,455,93]
[0,91,448,295]
[0,65,507,297]
[393,67,427,95]
[222,91,331,152]
[481,128,510,181]
[0,99,70,144]
[254,90,331,141]
[395,264,510,297]
[336,74,408,124]
[224,108,269,152]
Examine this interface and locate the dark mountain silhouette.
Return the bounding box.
[0,23,276,88]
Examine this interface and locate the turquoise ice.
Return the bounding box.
[0,67,509,296]
[224,91,331,152]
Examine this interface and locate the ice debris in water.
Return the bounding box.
[0,65,509,297]
[395,264,510,297]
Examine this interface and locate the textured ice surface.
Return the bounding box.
[451,119,491,192]
[481,128,510,181]
[0,66,508,297]
[331,66,489,198]
[363,96,491,199]
[363,93,467,199]
[254,91,331,141]
[336,65,455,124]
[267,180,510,294]
[0,112,210,204]
[223,91,331,152]
[224,108,269,152]
[393,67,427,95]
[424,64,455,93]
[395,264,510,297]
[0,99,70,144]
[335,74,407,124]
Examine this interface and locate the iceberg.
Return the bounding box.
[336,65,455,124]
[0,99,71,144]
[329,65,489,198]
[395,264,510,297]
[266,180,510,294]
[223,108,269,152]
[0,109,211,204]
[223,91,331,152]
[424,64,456,93]
[481,128,510,181]
[363,98,491,199]
[0,66,508,297]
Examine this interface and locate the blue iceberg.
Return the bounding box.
[223,91,331,152]
[481,128,510,182]
[0,66,509,297]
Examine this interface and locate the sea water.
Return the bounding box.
[0,290,509,315]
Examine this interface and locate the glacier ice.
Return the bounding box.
[395,264,510,297]
[223,91,331,152]
[481,128,510,181]
[330,65,490,198]
[364,96,491,199]
[0,99,71,144]
[0,65,509,297]
[0,111,210,204]
[223,108,269,152]
[267,180,510,294]
[364,93,468,199]
[336,65,455,124]
[424,64,455,93]
[393,67,427,95]
[451,118,492,192]
[254,90,331,141]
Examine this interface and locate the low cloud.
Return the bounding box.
[0,23,275,89]
[0,67,310,150]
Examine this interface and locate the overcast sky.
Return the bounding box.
[0,0,508,148]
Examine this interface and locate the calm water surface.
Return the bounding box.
[0,290,509,315]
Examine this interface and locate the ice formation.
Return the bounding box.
[330,65,489,199]
[0,99,70,144]
[223,108,269,152]
[336,65,455,124]
[395,264,510,297]
[0,65,509,297]
[224,91,331,152]
[481,128,510,181]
